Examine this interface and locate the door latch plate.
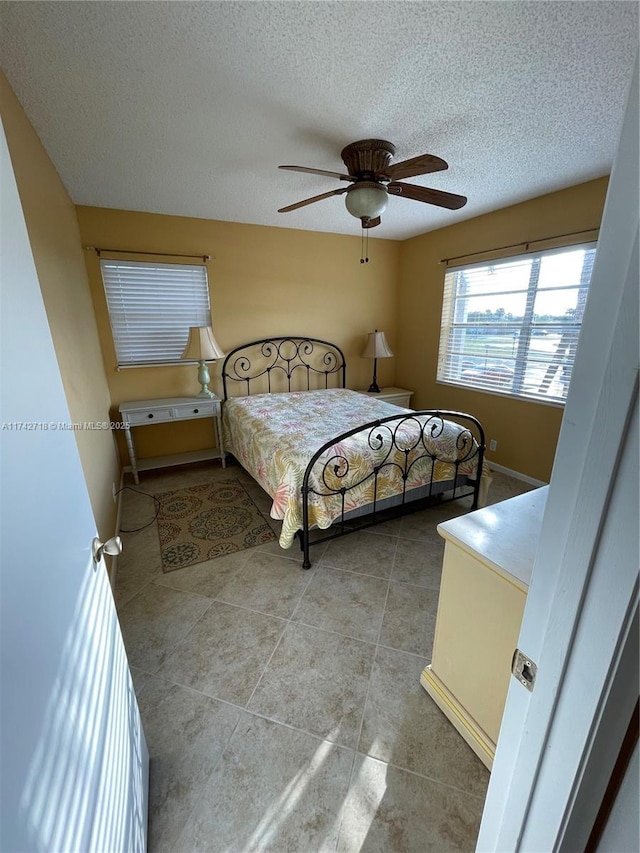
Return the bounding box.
[512,648,537,691]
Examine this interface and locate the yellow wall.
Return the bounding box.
[76,206,401,461]
[397,178,609,482]
[0,67,608,488]
[1,74,120,539]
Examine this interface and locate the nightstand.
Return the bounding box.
[357,387,413,408]
[119,396,225,484]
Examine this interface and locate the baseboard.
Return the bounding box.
[420,665,495,770]
[487,460,547,488]
[109,468,124,592]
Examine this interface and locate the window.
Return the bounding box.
[437,244,597,404]
[100,260,211,367]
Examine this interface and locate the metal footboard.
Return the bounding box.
[299,410,485,569]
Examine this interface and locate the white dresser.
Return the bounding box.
[421,487,548,769]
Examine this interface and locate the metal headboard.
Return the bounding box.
[221,336,347,400]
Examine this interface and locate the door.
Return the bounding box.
[0,121,149,850]
[477,60,639,851]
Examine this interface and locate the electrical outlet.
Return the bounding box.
[489,439,498,452]
[112,482,118,503]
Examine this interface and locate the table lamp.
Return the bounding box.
[181,326,225,398]
[361,329,393,393]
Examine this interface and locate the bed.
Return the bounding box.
[221,336,488,568]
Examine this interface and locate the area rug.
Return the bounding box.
[155,479,276,572]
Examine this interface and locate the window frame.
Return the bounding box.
[99,258,212,369]
[436,242,597,406]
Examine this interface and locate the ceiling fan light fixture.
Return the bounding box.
[345,182,388,220]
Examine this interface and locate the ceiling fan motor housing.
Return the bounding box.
[340,139,396,178]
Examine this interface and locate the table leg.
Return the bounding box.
[215,414,226,468]
[124,425,140,485]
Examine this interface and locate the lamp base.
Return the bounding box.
[367,382,381,393]
[196,360,216,398]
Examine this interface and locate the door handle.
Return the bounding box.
[92,535,123,565]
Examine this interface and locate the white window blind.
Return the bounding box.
[100,260,211,367]
[437,244,597,404]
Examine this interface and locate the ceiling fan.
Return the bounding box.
[278,139,467,229]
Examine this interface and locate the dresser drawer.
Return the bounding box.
[125,407,174,426]
[173,401,219,419]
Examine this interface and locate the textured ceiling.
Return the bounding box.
[0,1,637,240]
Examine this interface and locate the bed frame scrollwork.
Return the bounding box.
[222,336,346,399]
[300,410,485,568]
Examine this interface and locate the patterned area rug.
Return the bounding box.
[155,479,276,572]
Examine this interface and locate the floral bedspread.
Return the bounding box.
[222,388,483,548]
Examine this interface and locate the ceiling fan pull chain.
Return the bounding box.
[360,222,369,264]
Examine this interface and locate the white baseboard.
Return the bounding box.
[109,468,125,592]
[488,460,547,488]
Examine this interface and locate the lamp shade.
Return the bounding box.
[345,182,389,220]
[181,326,225,361]
[361,330,393,359]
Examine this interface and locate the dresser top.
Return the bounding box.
[438,486,548,589]
[119,396,220,412]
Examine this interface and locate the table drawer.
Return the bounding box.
[173,401,219,420]
[126,407,174,426]
[382,393,412,407]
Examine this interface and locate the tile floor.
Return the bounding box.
[114,461,533,853]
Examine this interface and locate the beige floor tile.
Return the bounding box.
[118,583,212,672]
[119,485,161,530]
[217,550,314,618]
[248,622,375,748]
[254,525,330,564]
[157,601,286,705]
[359,646,489,798]
[391,537,444,589]
[115,458,509,851]
[124,461,231,495]
[337,755,485,853]
[138,676,241,853]
[486,473,534,505]
[379,581,439,657]
[176,712,353,852]
[128,665,156,699]
[366,516,404,536]
[398,506,446,542]
[243,483,273,514]
[320,530,397,578]
[114,524,163,608]
[154,549,249,598]
[294,567,389,643]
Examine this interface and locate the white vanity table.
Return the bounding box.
[421,486,548,769]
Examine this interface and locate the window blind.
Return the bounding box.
[437,244,597,404]
[100,260,211,367]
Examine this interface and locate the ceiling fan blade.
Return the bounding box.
[362,216,381,229]
[383,154,449,181]
[278,186,348,213]
[279,165,354,182]
[387,182,467,210]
